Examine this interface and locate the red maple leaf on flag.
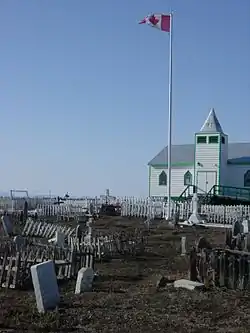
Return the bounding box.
[148,15,159,26]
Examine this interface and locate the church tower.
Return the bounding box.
[194,108,228,193]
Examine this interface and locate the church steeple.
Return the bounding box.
[195,108,228,190]
[200,108,224,133]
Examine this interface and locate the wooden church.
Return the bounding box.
[148,109,250,200]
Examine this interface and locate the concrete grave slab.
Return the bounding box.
[174,279,204,291]
[31,260,60,313]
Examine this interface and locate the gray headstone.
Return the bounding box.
[75,267,94,294]
[1,215,13,236]
[31,260,60,313]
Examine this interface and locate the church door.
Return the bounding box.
[197,171,217,193]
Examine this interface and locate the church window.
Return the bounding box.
[209,136,218,144]
[184,171,192,185]
[159,171,167,186]
[244,170,250,187]
[197,136,207,144]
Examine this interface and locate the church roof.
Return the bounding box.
[148,142,250,166]
[199,108,224,133]
[149,109,250,166]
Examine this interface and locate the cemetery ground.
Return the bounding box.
[1,217,250,333]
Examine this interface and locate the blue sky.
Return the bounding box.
[0,0,249,197]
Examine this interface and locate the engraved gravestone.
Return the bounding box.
[31,260,60,313]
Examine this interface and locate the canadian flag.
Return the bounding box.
[139,14,171,32]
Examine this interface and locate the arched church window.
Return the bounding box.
[184,171,192,185]
[159,171,167,186]
[244,170,250,187]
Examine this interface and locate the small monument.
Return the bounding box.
[187,190,204,225]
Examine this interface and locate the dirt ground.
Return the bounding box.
[0,217,250,333]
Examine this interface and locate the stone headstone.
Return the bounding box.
[31,260,60,313]
[14,235,26,251]
[1,215,13,236]
[75,267,94,294]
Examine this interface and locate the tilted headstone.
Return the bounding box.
[1,215,13,236]
[31,260,60,313]
[75,267,94,294]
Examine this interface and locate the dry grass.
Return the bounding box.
[0,217,249,333]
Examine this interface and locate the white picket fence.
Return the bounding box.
[1,193,250,225]
[33,197,250,225]
[120,198,250,225]
[36,203,88,217]
[35,197,121,217]
[0,196,120,214]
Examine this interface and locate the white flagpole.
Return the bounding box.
[167,13,173,220]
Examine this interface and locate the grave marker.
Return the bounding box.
[31,260,60,313]
[75,267,94,294]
